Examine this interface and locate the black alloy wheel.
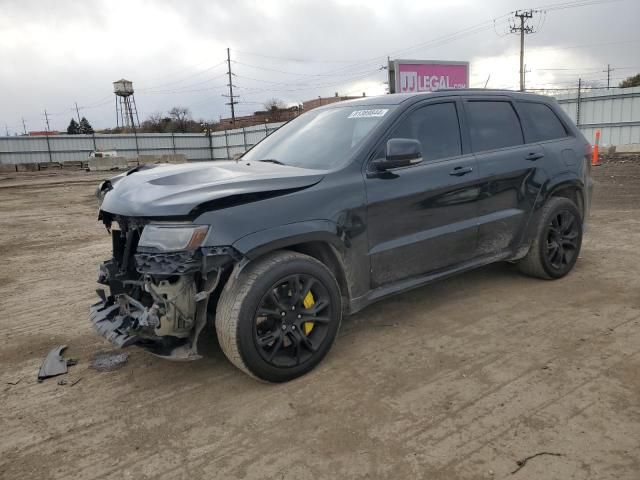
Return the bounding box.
[215,251,342,382]
[254,274,333,368]
[517,196,583,279]
[545,209,580,270]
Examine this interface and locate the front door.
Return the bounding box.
[365,100,482,288]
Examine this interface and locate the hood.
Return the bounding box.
[100,161,325,217]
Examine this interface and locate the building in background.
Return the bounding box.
[216,92,365,131]
[28,131,60,136]
[216,105,301,131]
[302,92,363,111]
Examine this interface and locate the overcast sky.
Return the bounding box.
[1,0,639,133]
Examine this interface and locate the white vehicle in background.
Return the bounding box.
[89,150,117,159]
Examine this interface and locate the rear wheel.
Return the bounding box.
[215,251,342,382]
[517,197,583,279]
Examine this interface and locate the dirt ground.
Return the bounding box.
[0,158,639,480]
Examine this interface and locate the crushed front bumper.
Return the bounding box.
[89,293,193,358]
[90,297,141,348]
[89,242,239,360]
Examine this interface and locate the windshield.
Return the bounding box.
[242,105,394,170]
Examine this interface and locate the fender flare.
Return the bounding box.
[232,219,347,260]
[519,174,586,248]
[538,174,586,215]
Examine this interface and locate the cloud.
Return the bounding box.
[1,0,638,132]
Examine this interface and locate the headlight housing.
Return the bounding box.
[138,224,209,252]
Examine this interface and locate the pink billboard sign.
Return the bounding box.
[393,60,469,93]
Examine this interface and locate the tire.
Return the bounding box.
[517,196,583,279]
[215,250,342,382]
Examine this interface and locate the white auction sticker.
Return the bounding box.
[348,109,388,119]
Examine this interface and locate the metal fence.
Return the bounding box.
[555,86,640,146]
[3,88,640,165]
[0,122,286,165]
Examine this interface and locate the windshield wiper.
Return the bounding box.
[258,159,285,165]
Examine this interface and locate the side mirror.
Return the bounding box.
[373,138,423,171]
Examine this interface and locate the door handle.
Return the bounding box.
[525,152,544,161]
[450,166,474,176]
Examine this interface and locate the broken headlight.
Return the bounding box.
[138,224,209,252]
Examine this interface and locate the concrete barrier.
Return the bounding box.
[138,154,187,165]
[38,162,61,170]
[162,154,187,164]
[87,156,131,171]
[16,163,39,172]
[616,144,640,154]
[62,160,83,169]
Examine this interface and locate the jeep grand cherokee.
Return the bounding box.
[91,90,592,382]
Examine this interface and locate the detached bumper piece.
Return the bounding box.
[89,297,141,348]
[89,293,190,357]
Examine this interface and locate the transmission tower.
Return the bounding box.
[510,10,537,91]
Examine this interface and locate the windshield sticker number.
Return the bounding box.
[348,109,388,119]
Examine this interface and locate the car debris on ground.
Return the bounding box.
[37,345,77,382]
[90,351,129,372]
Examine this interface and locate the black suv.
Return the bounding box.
[91,90,592,382]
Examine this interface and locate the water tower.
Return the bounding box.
[113,79,140,130]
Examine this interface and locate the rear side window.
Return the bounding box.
[387,102,462,161]
[466,101,524,152]
[517,101,568,143]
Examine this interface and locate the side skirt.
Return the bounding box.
[348,251,514,315]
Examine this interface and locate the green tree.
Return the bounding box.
[79,117,94,134]
[66,118,80,135]
[619,74,640,88]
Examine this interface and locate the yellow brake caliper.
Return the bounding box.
[302,290,315,335]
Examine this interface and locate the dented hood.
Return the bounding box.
[100,160,325,217]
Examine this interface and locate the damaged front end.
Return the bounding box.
[90,212,240,360]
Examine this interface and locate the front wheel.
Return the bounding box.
[215,251,342,382]
[517,196,583,279]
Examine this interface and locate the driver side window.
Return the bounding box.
[377,102,462,161]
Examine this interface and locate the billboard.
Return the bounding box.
[389,60,469,94]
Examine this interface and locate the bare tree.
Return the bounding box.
[141,112,168,133]
[620,74,640,88]
[264,98,286,111]
[168,106,192,133]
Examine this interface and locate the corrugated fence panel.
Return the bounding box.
[7,95,636,165]
[556,86,640,146]
[0,121,287,165]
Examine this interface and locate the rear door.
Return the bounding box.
[365,100,482,288]
[462,98,547,255]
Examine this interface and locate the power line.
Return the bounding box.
[140,72,229,94]
[138,61,227,91]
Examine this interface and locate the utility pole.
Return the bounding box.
[74,102,81,123]
[224,48,238,125]
[523,64,531,90]
[21,118,27,135]
[4,124,9,136]
[576,78,582,126]
[43,109,53,162]
[604,64,614,89]
[510,10,535,91]
[44,109,51,132]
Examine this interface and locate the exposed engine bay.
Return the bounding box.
[90,212,239,360]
